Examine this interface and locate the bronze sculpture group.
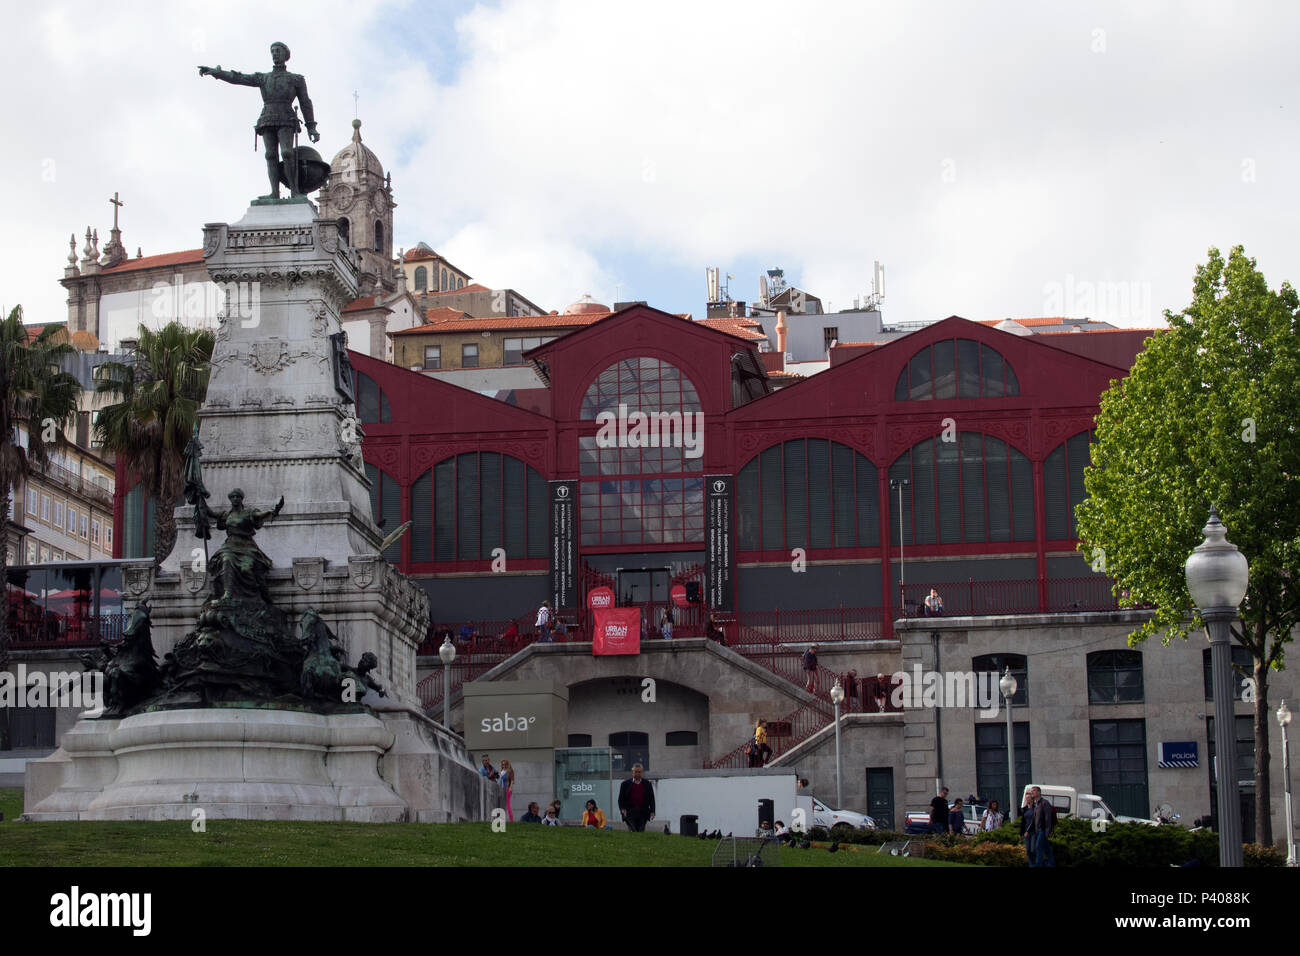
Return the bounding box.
[81,439,383,716]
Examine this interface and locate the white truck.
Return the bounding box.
[1021,784,1160,826]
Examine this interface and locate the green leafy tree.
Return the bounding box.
[0,307,81,667]
[1077,246,1300,846]
[93,323,214,566]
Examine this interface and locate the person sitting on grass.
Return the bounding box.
[542,805,561,826]
[582,799,608,829]
[521,802,543,823]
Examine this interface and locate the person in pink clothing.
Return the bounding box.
[499,759,515,821]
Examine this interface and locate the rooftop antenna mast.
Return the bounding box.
[865,260,886,310]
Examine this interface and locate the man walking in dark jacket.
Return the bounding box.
[618,763,655,831]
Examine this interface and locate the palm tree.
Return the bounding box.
[0,306,82,666]
[94,323,214,567]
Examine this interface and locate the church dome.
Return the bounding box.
[329,119,384,183]
[563,294,610,314]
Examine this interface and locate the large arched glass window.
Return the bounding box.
[414,266,427,292]
[888,432,1033,544]
[580,357,702,418]
[410,452,548,563]
[1044,430,1094,539]
[440,268,448,291]
[578,358,705,547]
[894,339,1019,400]
[1087,650,1144,703]
[354,371,392,424]
[736,439,879,551]
[373,221,384,253]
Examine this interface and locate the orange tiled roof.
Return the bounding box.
[977,316,1106,328]
[24,322,68,343]
[393,313,611,336]
[342,296,385,313]
[422,283,492,297]
[1035,326,1163,335]
[424,307,472,323]
[695,318,769,341]
[100,249,205,273]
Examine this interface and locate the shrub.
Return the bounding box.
[1243,842,1285,867]
[925,840,1027,867]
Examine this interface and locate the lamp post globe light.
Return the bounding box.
[830,679,845,809]
[1278,699,1296,866]
[1000,666,1018,813]
[1185,506,1250,868]
[438,636,457,730]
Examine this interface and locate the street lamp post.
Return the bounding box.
[438,635,457,730]
[890,477,910,613]
[1278,700,1296,866]
[1000,666,1018,814]
[830,679,845,808]
[1185,507,1250,868]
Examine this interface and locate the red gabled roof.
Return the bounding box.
[100,249,205,273]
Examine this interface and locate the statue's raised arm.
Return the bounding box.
[197,41,322,201]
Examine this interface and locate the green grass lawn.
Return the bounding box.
[0,788,958,867]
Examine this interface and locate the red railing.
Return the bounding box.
[902,576,1120,618]
[706,699,833,769]
[732,606,886,643]
[416,612,585,713]
[5,612,125,649]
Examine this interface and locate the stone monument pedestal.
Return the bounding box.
[24,709,405,822]
[24,199,499,823]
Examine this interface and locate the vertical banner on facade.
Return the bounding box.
[592,607,641,655]
[705,474,733,610]
[550,480,578,609]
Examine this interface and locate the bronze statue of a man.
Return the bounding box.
[199,42,320,200]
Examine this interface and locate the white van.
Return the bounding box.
[1021,785,1159,826]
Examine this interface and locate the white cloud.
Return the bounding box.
[4,0,1300,333]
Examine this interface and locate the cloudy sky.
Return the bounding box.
[2,0,1297,329]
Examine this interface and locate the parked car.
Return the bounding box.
[812,797,876,832]
[1020,784,1159,826]
[903,803,984,835]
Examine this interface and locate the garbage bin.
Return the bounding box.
[680,814,699,837]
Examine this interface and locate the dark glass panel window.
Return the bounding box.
[1087,650,1144,703]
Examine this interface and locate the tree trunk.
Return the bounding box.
[1253,655,1273,846]
[153,489,179,567]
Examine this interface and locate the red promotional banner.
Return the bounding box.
[592,607,640,656]
[670,583,690,608]
[587,585,615,610]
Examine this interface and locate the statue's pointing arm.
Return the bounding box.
[199,66,262,86]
